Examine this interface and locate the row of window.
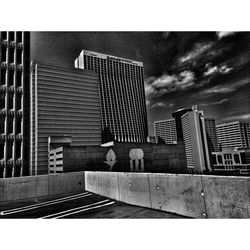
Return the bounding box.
[1,46,23,64]
[1,32,23,43]
[0,94,22,110]
[216,153,246,164]
[0,69,23,86]
[0,141,22,160]
[0,116,22,135]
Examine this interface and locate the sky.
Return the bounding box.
[31,32,250,135]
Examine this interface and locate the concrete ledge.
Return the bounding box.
[0,171,85,202]
[148,173,205,218]
[85,171,250,218]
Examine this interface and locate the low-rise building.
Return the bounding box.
[212,147,250,175]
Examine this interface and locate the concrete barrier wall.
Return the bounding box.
[0,172,85,202]
[85,171,250,218]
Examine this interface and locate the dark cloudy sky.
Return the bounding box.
[31,32,250,135]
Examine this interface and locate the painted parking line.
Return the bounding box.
[0,192,92,216]
[40,199,114,219]
[54,201,116,219]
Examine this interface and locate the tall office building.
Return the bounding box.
[30,62,101,175]
[74,50,148,143]
[154,118,177,144]
[172,108,192,142]
[181,106,211,173]
[216,121,250,149]
[205,118,219,160]
[0,32,30,178]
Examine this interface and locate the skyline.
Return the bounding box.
[31,32,250,135]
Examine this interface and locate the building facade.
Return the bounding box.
[30,62,101,175]
[212,147,250,175]
[216,121,250,149]
[74,50,148,143]
[205,118,219,162]
[0,31,30,178]
[181,106,211,173]
[154,118,177,144]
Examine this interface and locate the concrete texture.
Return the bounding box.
[97,172,119,200]
[203,175,250,218]
[85,171,99,194]
[118,172,151,208]
[85,171,250,218]
[148,173,205,218]
[2,175,48,201]
[0,172,85,201]
[48,172,85,196]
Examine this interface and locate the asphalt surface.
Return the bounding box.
[0,191,185,219]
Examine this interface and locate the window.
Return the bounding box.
[234,154,240,164]
[16,117,22,134]
[8,94,14,110]
[16,141,21,159]
[0,144,4,159]
[240,153,246,164]
[217,155,223,164]
[9,32,15,41]
[9,48,15,63]
[16,71,22,87]
[16,94,22,110]
[0,117,5,134]
[16,32,22,43]
[8,117,13,134]
[0,94,5,109]
[8,70,14,86]
[17,49,22,64]
[1,46,7,62]
[1,69,6,85]
[1,32,7,40]
[7,142,13,160]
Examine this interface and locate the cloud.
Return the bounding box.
[222,113,250,122]
[203,86,236,94]
[151,102,174,109]
[200,98,228,107]
[201,78,250,95]
[145,70,196,99]
[179,42,214,63]
[216,32,235,39]
[204,63,233,76]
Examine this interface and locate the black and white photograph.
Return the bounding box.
[0,1,249,250]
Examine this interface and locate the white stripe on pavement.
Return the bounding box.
[40,199,111,219]
[0,192,92,216]
[54,201,116,219]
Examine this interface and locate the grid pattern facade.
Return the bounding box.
[181,107,211,173]
[216,121,250,149]
[181,113,194,169]
[205,118,219,153]
[154,118,177,144]
[75,50,148,143]
[30,62,101,175]
[0,32,30,178]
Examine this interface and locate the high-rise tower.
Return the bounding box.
[74,50,148,143]
[0,31,30,178]
[181,105,211,173]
